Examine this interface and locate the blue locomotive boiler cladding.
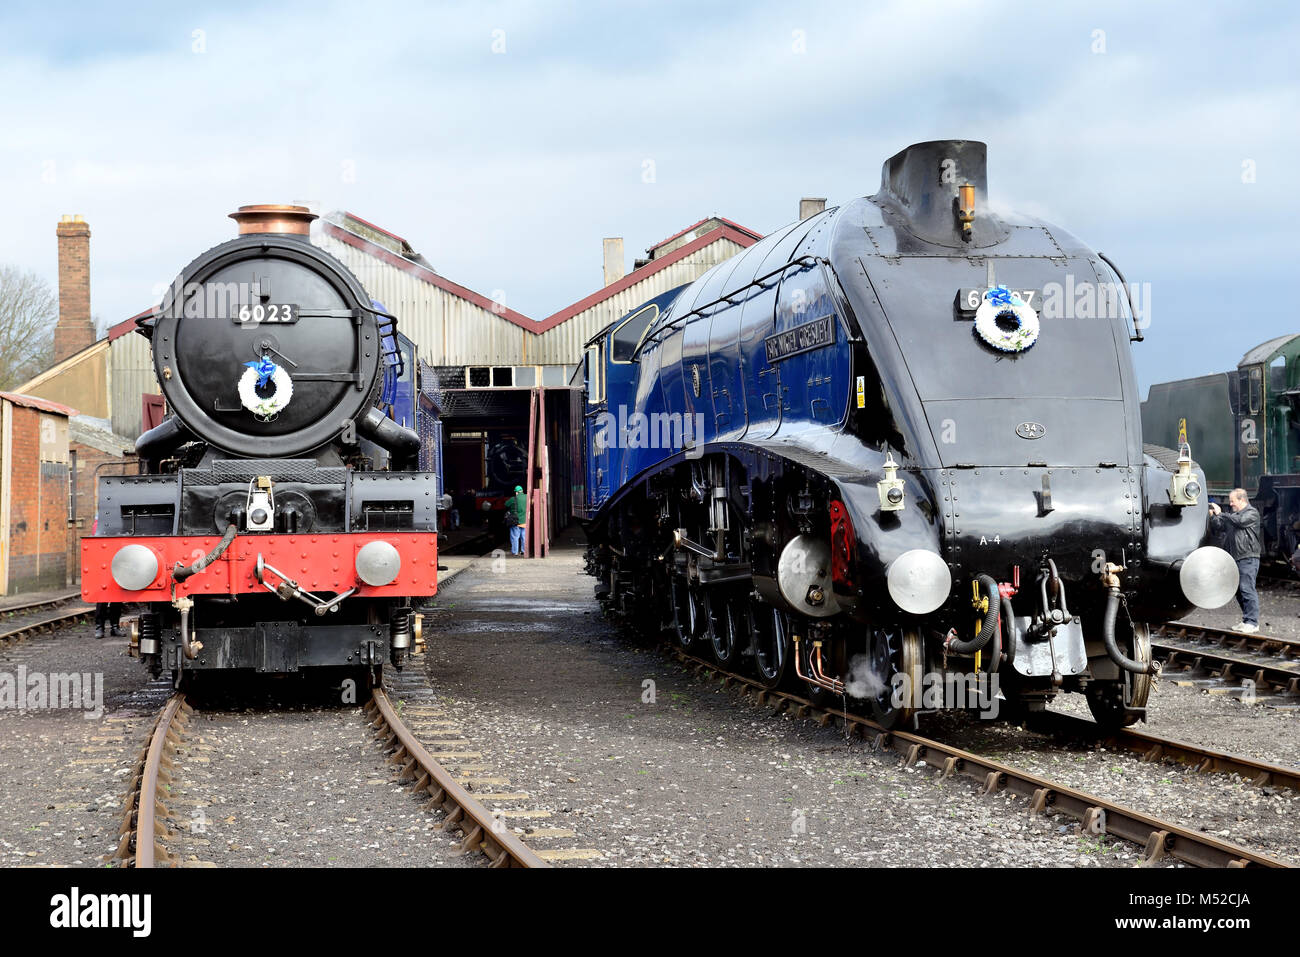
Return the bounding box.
[576,140,1238,730]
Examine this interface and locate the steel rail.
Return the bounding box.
[1027,711,1300,791]
[366,688,548,869]
[0,589,82,615]
[1156,621,1300,657]
[669,648,1290,868]
[0,605,94,642]
[115,693,189,868]
[1153,623,1300,696]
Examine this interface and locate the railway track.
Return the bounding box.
[667,647,1290,868]
[114,686,547,868]
[1153,622,1300,705]
[113,693,190,867]
[365,687,547,868]
[0,591,93,643]
[1025,711,1300,791]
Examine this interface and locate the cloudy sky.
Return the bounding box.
[1,1,1295,391]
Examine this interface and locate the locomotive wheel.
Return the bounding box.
[748,603,789,689]
[670,576,708,654]
[704,587,747,668]
[1086,622,1153,729]
[868,626,923,729]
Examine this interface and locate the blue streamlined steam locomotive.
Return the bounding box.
[574,140,1237,729]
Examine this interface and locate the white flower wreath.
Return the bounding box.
[974,288,1040,353]
[238,363,294,419]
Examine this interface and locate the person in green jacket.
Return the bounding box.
[506,484,527,555]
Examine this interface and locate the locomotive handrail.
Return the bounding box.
[638,255,826,354]
[1097,251,1144,343]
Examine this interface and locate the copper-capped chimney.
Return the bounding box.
[229,204,318,236]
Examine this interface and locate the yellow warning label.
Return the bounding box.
[856,376,866,409]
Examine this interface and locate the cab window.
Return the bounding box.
[610,304,659,363]
[585,344,604,405]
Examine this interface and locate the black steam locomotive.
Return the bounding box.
[82,205,438,686]
[576,140,1238,729]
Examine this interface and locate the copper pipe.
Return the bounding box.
[792,634,845,694]
[812,644,846,695]
[229,204,317,236]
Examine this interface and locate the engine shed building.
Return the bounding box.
[315,211,759,552]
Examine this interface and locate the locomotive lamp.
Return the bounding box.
[877,452,905,511]
[1168,442,1200,506]
[956,182,976,241]
[247,476,275,531]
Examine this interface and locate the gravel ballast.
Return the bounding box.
[418,540,1269,867]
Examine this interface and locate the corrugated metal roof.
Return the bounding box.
[649,216,762,253]
[316,218,757,368]
[0,391,77,417]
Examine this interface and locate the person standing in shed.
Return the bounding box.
[506,484,527,556]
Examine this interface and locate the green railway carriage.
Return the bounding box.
[1142,333,1300,560]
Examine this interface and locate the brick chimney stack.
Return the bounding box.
[54,215,94,363]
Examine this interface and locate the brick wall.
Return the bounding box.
[54,216,95,363]
[5,407,70,591]
[65,441,134,580]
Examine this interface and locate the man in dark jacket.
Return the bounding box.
[505,484,527,556]
[1209,488,1261,633]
